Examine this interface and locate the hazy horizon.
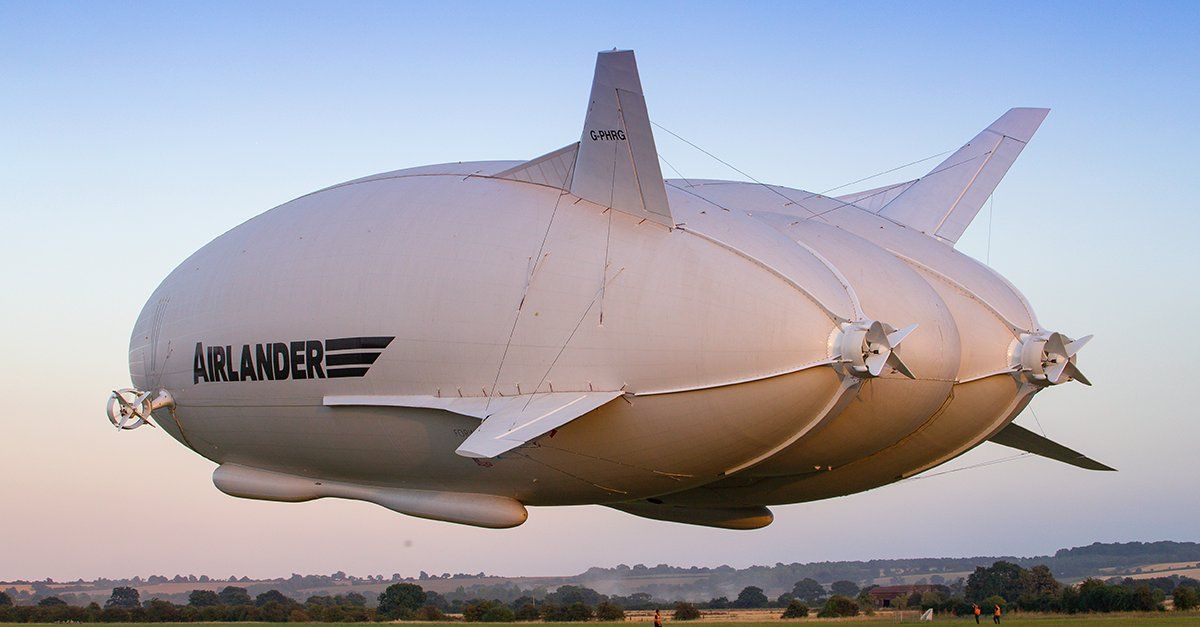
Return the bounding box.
[2,1,1197,582]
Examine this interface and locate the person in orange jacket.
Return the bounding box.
[993,604,1002,624]
[973,604,981,623]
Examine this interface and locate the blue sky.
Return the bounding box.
[1,1,1197,580]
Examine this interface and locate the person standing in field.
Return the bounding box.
[654,609,663,627]
[993,604,1001,624]
[973,604,981,623]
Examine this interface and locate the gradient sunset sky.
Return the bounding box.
[1,0,1197,580]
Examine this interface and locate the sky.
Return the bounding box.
[1,0,1198,582]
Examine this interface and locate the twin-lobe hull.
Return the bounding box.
[116,50,1100,529]
[129,163,1038,511]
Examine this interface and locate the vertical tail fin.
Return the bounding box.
[879,108,1049,244]
[498,50,673,226]
[571,50,673,225]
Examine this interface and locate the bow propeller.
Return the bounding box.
[837,320,919,379]
[106,388,174,431]
[1015,331,1093,386]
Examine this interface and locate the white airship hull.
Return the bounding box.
[118,50,1107,529]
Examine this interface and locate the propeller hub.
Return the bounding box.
[1013,331,1092,386]
[106,388,174,430]
[834,320,918,379]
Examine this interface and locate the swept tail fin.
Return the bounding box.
[989,421,1115,471]
[497,50,673,226]
[879,108,1049,244]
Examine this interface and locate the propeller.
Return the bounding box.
[1015,332,1092,386]
[837,320,918,379]
[106,388,174,430]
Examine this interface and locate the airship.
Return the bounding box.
[108,49,1111,530]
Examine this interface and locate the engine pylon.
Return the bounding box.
[834,320,918,379]
[1014,331,1092,386]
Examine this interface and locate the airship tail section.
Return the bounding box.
[878,107,1050,244]
[497,50,673,226]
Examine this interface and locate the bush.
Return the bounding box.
[415,605,447,621]
[595,601,626,621]
[982,595,1007,612]
[539,601,594,622]
[465,600,512,622]
[1174,585,1199,611]
[514,602,541,621]
[780,599,809,618]
[673,602,701,621]
[817,595,859,618]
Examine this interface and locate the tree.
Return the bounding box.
[733,586,769,608]
[1174,585,1199,611]
[378,583,426,619]
[673,601,701,620]
[465,600,516,622]
[595,600,626,621]
[965,562,1024,603]
[780,599,809,618]
[830,580,860,597]
[0,591,11,606]
[188,589,221,607]
[218,586,252,606]
[1021,565,1061,597]
[105,587,140,609]
[37,596,66,606]
[545,585,604,607]
[254,589,293,607]
[514,601,541,621]
[792,578,826,603]
[817,595,859,618]
[543,601,593,621]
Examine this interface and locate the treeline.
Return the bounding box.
[574,541,1200,598]
[1,563,1196,624]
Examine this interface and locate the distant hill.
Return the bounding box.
[4,540,1198,606]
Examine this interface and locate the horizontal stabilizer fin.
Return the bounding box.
[456,391,622,458]
[879,108,1049,244]
[989,422,1115,471]
[495,143,580,190]
[326,392,622,459]
[836,180,916,213]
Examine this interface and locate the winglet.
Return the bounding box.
[497,50,673,226]
[879,108,1050,244]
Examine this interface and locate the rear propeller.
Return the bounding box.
[836,320,918,379]
[1015,331,1092,386]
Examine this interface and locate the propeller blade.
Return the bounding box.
[886,323,918,348]
[1065,334,1093,357]
[1064,361,1092,386]
[887,351,917,379]
[865,321,889,346]
[112,391,133,411]
[1045,332,1069,358]
[866,351,889,377]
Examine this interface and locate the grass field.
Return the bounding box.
[14,615,1200,626]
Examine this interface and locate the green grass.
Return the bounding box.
[18,616,1200,627]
